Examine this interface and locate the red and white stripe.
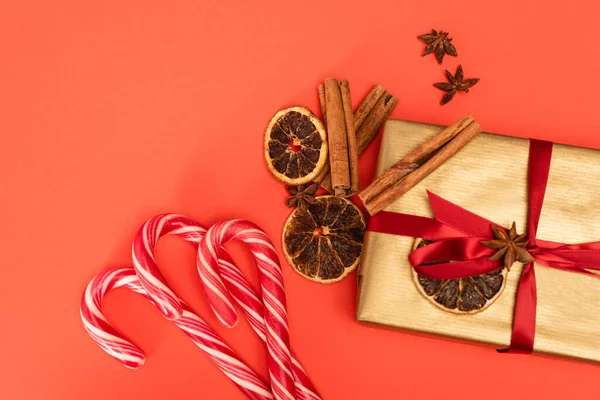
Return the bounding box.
[83,214,319,400]
[131,213,229,321]
[202,237,321,400]
[80,267,274,400]
[197,219,316,400]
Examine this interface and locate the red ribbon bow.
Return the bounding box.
[368,139,600,352]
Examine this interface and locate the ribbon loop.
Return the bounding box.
[411,237,495,266]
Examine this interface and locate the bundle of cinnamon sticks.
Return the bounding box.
[313,81,399,197]
[358,114,482,215]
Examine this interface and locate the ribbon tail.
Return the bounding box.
[497,262,537,353]
[427,191,498,237]
[498,140,551,353]
[368,211,466,240]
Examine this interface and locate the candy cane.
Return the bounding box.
[131,214,319,399]
[212,255,320,400]
[131,214,214,321]
[80,267,274,400]
[197,220,304,400]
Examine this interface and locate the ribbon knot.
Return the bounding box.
[369,140,600,353]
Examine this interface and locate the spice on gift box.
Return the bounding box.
[357,119,600,363]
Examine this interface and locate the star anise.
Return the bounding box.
[418,29,458,64]
[481,222,535,270]
[433,65,480,105]
[285,183,318,209]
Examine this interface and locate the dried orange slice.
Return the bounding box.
[411,239,508,314]
[264,106,327,185]
[282,196,365,283]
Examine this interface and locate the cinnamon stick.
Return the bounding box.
[324,78,355,197]
[354,84,386,130]
[319,85,398,193]
[355,93,399,155]
[359,114,482,215]
[318,84,327,123]
[340,81,359,194]
[312,85,330,185]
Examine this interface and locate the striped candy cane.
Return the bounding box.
[80,267,274,400]
[131,214,222,321]
[197,220,302,400]
[209,253,320,400]
[100,214,318,399]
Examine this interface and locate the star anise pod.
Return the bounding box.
[285,183,318,209]
[433,64,480,105]
[481,222,535,271]
[417,29,458,64]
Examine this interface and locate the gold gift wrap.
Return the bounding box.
[357,119,600,363]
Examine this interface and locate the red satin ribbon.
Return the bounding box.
[368,139,600,353]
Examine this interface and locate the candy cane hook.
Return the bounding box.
[80,267,274,400]
[197,219,305,400]
[197,224,321,400]
[131,213,237,322]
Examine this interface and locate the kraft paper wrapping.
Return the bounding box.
[357,119,600,363]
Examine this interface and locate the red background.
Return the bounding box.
[2,1,600,399]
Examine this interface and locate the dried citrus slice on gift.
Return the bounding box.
[264,106,328,185]
[412,240,508,314]
[282,196,365,283]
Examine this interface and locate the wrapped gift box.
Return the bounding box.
[357,119,600,362]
